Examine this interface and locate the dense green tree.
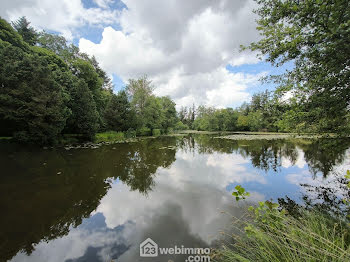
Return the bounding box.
[237,115,249,131]
[247,111,264,131]
[71,58,107,127]
[11,16,38,46]
[0,44,69,144]
[248,0,350,133]
[0,17,29,50]
[143,96,163,130]
[1,16,118,143]
[37,31,69,56]
[126,76,154,117]
[104,90,136,131]
[125,76,178,133]
[159,96,178,131]
[66,80,99,139]
[90,56,114,90]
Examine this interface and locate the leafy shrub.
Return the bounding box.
[137,127,151,136]
[152,129,161,136]
[166,127,174,134]
[13,131,29,143]
[125,128,136,138]
[175,121,189,130]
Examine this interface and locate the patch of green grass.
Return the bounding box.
[95,131,125,142]
[0,136,12,140]
[214,208,350,262]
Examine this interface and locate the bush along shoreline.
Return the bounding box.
[213,177,350,262]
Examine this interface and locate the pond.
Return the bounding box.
[1,135,350,262]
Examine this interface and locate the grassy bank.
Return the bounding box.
[215,207,350,262]
[94,131,137,143]
[214,180,350,262]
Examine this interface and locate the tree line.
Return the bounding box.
[1,0,349,146]
[175,0,350,134]
[177,90,306,132]
[177,91,283,132]
[0,17,178,144]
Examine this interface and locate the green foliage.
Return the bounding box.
[178,104,196,128]
[66,80,99,140]
[175,121,189,130]
[11,16,37,46]
[217,208,350,262]
[0,43,69,144]
[125,76,178,133]
[126,75,154,119]
[125,128,136,138]
[104,90,136,132]
[247,200,284,226]
[0,17,29,50]
[152,129,161,136]
[143,96,163,129]
[137,126,152,136]
[192,91,288,133]
[247,0,350,133]
[217,184,350,261]
[346,171,350,189]
[0,15,179,144]
[95,131,125,143]
[237,115,249,130]
[247,111,264,131]
[37,31,69,56]
[232,185,250,201]
[344,171,350,212]
[159,96,177,131]
[0,17,120,144]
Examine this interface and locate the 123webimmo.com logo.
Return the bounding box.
[140,238,211,261]
[140,238,158,257]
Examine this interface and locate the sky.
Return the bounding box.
[0,0,290,109]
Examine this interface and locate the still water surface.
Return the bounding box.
[1,135,350,262]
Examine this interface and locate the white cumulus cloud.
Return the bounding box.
[0,0,120,40]
[79,0,262,108]
[1,0,264,107]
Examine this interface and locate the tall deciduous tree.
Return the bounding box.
[66,80,99,139]
[104,90,136,131]
[126,76,154,116]
[248,0,350,132]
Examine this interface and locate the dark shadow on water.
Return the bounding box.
[0,137,177,261]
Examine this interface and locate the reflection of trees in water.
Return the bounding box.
[1,136,349,260]
[118,138,177,194]
[177,135,196,154]
[0,137,177,261]
[298,139,350,177]
[184,135,350,176]
[278,174,350,221]
[238,140,298,172]
[301,176,350,217]
[183,135,298,172]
